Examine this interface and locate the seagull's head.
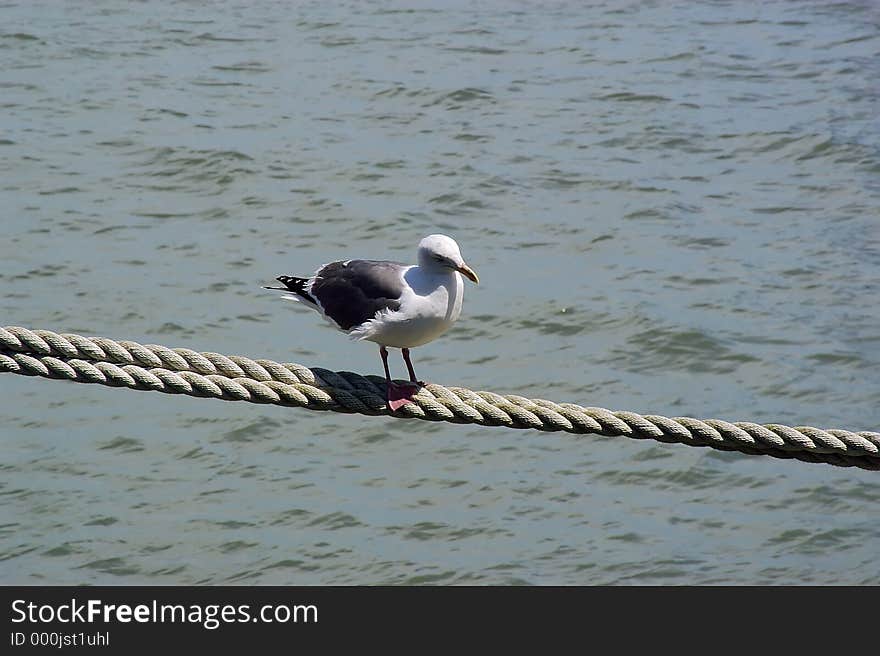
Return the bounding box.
[418,234,479,284]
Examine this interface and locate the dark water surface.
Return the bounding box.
[2,1,879,584]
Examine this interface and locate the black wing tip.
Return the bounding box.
[267,275,305,290]
[266,275,317,304]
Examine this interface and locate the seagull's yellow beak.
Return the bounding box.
[457,263,479,284]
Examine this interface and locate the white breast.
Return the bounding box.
[356,269,464,348]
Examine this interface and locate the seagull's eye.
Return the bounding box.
[433,254,444,262]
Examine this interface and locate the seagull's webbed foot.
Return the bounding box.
[381,346,426,411]
[386,381,421,412]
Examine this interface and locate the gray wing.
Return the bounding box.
[311,260,407,330]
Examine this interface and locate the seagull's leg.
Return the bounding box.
[401,348,425,386]
[382,345,417,411]
[380,345,392,383]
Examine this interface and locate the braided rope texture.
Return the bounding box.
[1,326,878,470]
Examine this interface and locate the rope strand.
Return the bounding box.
[1,326,878,470]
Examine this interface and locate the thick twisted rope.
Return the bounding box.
[1,326,878,470]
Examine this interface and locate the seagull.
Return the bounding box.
[265,234,479,411]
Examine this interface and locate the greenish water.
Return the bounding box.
[1,0,878,584]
